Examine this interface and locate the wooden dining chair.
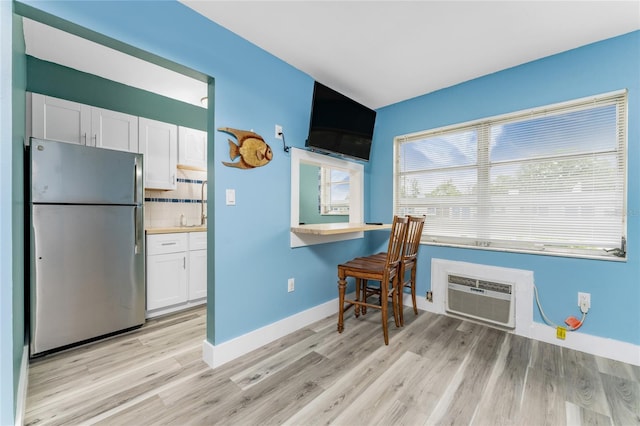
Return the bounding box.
[337,215,409,345]
[360,215,426,326]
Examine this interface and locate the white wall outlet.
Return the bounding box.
[287,278,295,292]
[275,124,283,140]
[578,292,590,312]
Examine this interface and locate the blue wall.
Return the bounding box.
[3,3,638,423]
[370,31,640,345]
[1,3,15,423]
[16,0,372,347]
[1,2,27,424]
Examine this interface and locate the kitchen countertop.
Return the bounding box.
[290,223,392,235]
[146,226,207,234]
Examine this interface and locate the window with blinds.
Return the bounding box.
[394,91,627,259]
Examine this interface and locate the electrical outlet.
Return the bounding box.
[578,292,590,312]
[288,278,295,292]
[275,124,283,140]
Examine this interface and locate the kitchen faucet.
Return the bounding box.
[200,180,208,226]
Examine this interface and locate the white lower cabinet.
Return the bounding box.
[188,232,207,300]
[146,231,206,318]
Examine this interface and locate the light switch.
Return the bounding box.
[226,189,236,206]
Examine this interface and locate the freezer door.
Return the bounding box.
[30,204,145,355]
[31,138,142,205]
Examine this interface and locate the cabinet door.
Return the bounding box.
[139,117,177,190]
[146,252,188,310]
[91,107,139,152]
[31,93,90,145]
[178,126,207,170]
[188,249,207,300]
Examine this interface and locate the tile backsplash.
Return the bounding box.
[144,168,207,228]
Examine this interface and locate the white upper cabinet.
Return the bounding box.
[139,117,177,190]
[32,93,90,145]
[32,93,181,191]
[31,93,138,153]
[178,126,207,170]
[90,107,139,153]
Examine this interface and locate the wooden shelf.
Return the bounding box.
[291,223,391,236]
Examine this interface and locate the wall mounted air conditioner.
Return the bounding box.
[446,274,516,329]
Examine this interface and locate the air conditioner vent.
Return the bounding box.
[478,280,512,294]
[448,274,477,287]
[446,273,515,329]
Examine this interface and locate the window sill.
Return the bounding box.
[422,240,627,262]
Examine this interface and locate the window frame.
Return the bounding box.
[393,90,628,261]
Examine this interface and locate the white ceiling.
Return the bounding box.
[22,18,208,107]
[181,0,640,109]
[22,2,640,110]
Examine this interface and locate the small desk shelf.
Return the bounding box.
[291,223,392,236]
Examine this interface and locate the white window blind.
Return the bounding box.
[394,91,627,259]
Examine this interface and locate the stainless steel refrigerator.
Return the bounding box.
[30,138,145,356]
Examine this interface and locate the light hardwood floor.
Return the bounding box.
[25,304,640,425]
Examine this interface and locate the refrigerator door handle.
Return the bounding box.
[133,156,143,255]
[134,157,143,205]
[134,206,143,255]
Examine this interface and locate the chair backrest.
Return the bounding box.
[403,215,426,261]
[384,215,409,269]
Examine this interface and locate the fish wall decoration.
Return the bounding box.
[218,127,273,169]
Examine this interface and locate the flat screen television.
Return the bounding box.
[306,81,376,161]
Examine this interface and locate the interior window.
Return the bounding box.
[290,148,364,247]
[320,167,350,215]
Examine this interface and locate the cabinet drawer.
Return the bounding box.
[189,231,207,251]
[147,233,187,255]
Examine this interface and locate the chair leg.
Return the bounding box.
[394,276,402,328]
[380,280,389,345]
[361,279,368,315]
[411,267,418,315]
[337,273,346,333]
[398,266,405,327]
[398,285,404,327]
[354,278,361,317]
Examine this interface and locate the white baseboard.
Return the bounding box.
[15,343,28,426]
[146,298,206,319]
[528,322,640,366]
[203,297,339,369]
[203,289,640,370]
[406,283,640,367]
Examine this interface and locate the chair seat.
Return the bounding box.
[338,259,390,275]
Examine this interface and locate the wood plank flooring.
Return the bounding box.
[25,305,640,425]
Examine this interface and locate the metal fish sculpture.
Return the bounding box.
[218,127,273,169]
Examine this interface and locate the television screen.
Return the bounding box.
[306,82,376,161]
